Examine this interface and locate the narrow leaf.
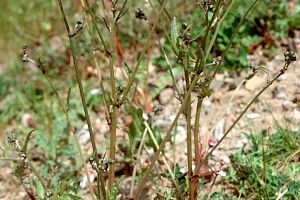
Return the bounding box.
[109,176,124,200]
[22,129,36,154]
[35,178,45,199]
[171,17,179,48]
[124,62,132,78]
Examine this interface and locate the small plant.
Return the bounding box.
[214,126,300,199]
[0,0,298,199]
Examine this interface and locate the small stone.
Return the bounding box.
[297,80,300,87]
[218,170,227,177]
[79,174,95,189]
[214,119,225,141]
[202,98,212,107]
[213,91,222,102]
[274,91,286,99]
[86,66,96,76]
[246,113,261,119]
[291,108,300,120]
[272,87,282,99]
[77,126,90,145]
[276,74,287,82]
[282,100,292,110]
[90,88,100,94]
[215,74,224,81]
[245,76,265,91]
[159,88,174,105]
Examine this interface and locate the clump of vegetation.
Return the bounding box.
[209,126,300,199]
[0,0,299,199]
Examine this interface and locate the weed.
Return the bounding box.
[218,127,300,199]
[0,0,298,199]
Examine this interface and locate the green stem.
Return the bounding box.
[83,0,110,54]
[202,0,223,52]
[212,0,259,78]
[107,18,118,191]
[118,0,169,106]
[157,0,172,21]
[195,65,287,175]
[147,0,178,57]
[79,0,111,125]
[44,74,95,200]
[183,52,193,195]
[194,98,203,165]
[100,0,110,29]
[129,128,148,196]
[57,1,106,199]
[134,70,202,199]
[27,161,47,190]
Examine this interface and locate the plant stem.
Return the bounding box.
[191,97,203,199]
[44,74,95,200]
[57,1,106,198]
[147,0,179,62]
[129,128,148,197]
[183,51,193,197]
[80,1,111,125]
[27,161,47,190]
[134,70,202,198]
[118,0,169,106]
[83,0,110,54]
[108,19,118,190]
[202,0,223,52]
[157,0,172,20]
[195,65,287,175]
[212,0,259,78]
[194,98,203,165]
[143,121,183,199]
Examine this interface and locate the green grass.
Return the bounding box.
[210,126,300,200]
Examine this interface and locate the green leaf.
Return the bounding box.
[109,176,124,200]
[171,17,179,49]
[35,178,45,199]
[58,194,72,200]
[126,105,145,154]
[59,194,83,200]
[22,129,36,154]
[145,128,162,151]
[124,62,132,78]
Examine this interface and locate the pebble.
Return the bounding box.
[274,91,286,99]
[90,88,100,94]
[292,108,300,120]
[245,76,265,91]
[202,98,212,107]
[276,74,287,82]
[159,88,174,105]
[272,87,286,99]
[297,80,300,87]
[213,91,222,102]
[282,100,293,110]
[246,113,261,119]
[153,119,167,128]
[77,125,90,145]
[171,125,186,143]
[79,174,95,189]
[214,119,225,141]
